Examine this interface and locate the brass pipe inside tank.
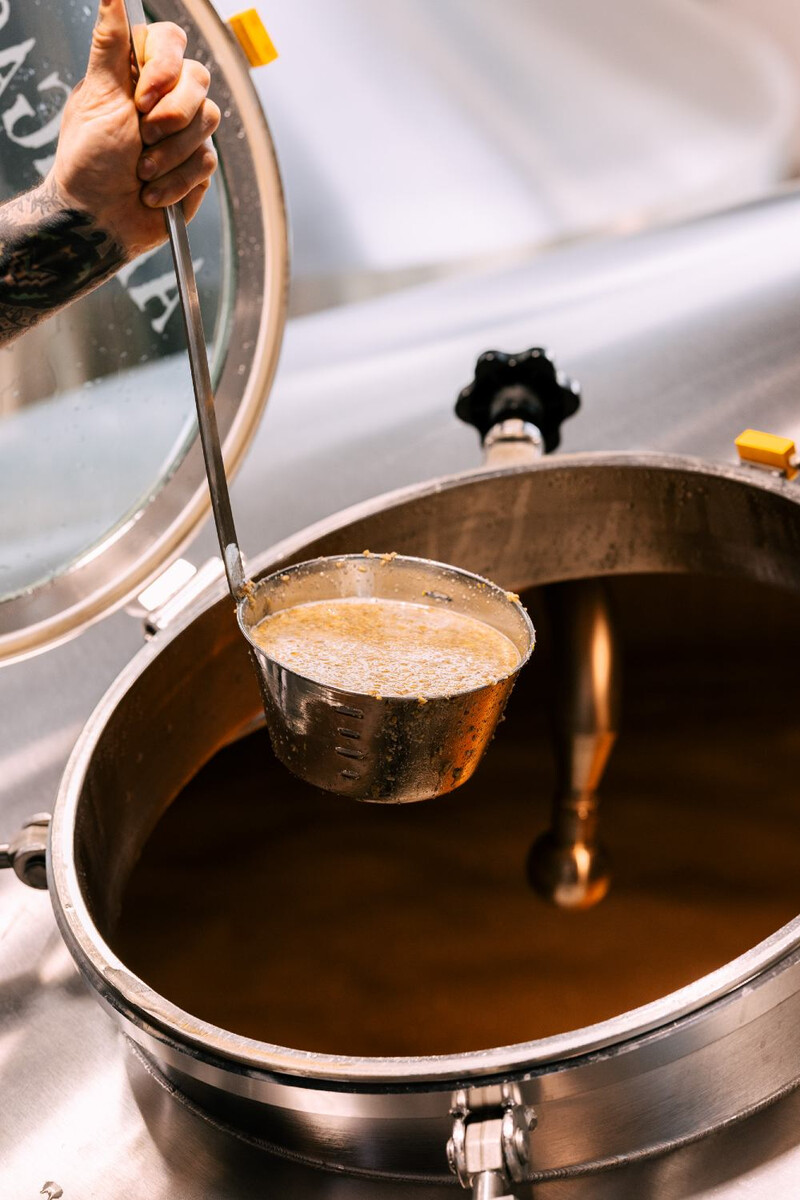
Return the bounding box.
[527,579,620,909]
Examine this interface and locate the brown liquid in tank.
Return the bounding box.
[251,597,520,695]
[114,578,800,1057]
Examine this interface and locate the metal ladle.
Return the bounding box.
[123,0,247,602]
[240,553,534,803]
[123,2,533,804]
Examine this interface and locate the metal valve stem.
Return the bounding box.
[528,579,620,909]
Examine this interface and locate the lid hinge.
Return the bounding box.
[129,557,227,638]
[0,813,50,889]
[447,1086,537,1198]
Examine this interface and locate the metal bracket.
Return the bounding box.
[735,428,799,481]
[135,557,227,638]
[447,1086,537,1198]
[0,813,51,889]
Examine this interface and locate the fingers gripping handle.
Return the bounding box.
[120,0,147,60]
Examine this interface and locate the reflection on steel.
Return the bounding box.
[239,554,534,802]
[528,580,619,909]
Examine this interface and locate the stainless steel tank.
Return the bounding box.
[12,444,795,1196]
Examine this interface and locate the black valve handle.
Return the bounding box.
[455,348,580,454]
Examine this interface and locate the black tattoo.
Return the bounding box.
[0,181,125,344]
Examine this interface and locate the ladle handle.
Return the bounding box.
[165,206,247,599]
[122,0,247,602]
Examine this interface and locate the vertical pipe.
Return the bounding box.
[527,579,620,909]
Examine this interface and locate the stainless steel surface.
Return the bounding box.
[528,581,619,909]
[0,0,288,662]
[7,189,800,1195]
[215,0,797,297]
[471,1181,513,1200]
[239,553,533,803]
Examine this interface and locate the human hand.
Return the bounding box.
[49,0,220,260]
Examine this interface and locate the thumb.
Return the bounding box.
[87,0,135,86]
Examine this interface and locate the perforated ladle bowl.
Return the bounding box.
[237,553,535,803]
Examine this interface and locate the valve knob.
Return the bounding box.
[455,348,580,454]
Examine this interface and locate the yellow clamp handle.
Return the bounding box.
[228,9,278,68]
[735,429,798,480]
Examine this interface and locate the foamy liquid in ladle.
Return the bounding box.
[251,597,520,696]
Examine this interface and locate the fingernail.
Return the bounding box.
[139,90,158,113]
[143,187,162,207]
[138,156,157,180]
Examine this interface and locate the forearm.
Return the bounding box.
[0,0,218,351]
[0,178,126,348]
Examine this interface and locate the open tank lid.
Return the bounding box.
[0,0,289,664]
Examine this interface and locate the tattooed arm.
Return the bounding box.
[0,0,220,347]
[0,182,125,343]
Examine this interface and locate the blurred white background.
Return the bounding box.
[718,0,800,167]
[212,0,800,313]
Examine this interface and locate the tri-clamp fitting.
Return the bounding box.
[447,1087,537,1198]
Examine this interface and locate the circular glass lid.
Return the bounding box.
[0,0,288,662]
